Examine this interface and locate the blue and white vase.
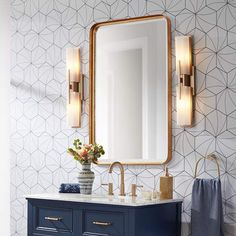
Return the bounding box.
[78,163,95,195]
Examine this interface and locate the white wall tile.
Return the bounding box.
[10,1,236,235]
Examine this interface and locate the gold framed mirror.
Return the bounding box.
[89,15,172,165]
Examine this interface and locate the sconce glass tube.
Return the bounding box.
[66,48,83,128]
[175,36,192,75]
[175,36,194,127]
[176,84,193,126]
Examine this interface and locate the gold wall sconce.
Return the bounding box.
[175,36,195,127]
[66,48,84,128]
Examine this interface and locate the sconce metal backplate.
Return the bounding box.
[191,66,195,96]
[68,72,84,104]
[177,62,195,98]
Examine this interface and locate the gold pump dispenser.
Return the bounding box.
[160,166,173,200]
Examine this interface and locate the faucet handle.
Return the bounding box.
[131,184,143,197]
[101,183,114,196]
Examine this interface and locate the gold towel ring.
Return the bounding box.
[194,154,220,179]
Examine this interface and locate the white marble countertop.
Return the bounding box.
[25,193,182,207]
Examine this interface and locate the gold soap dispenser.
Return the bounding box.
[160,166,173,200]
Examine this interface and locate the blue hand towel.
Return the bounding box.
[191,178,224,236]
[59,183,80,193]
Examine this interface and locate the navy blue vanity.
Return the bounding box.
[26,194,182,236]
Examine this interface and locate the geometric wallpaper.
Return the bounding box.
[10,0,236,235]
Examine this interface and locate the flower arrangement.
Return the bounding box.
[67,139,105,164]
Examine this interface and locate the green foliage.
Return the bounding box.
[67,138,105,165]
[73,139,82,150]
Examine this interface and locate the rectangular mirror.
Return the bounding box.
[89,15,172,165]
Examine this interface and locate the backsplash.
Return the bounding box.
[10,0,236,235]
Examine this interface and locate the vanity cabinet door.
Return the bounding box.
[37,206,73,232]
[28,199,81,236]
[84,210,125,236]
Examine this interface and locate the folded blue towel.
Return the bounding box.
[191,178,224,236]
[59,183,80,193]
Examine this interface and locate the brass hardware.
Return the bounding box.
[68,72,84,104]
[89,14,172,165]
[191,65,195,96]
[177,60,182,99]
[80,74,84,100]
[101,183,114,195]
[177,61,195,98]
[70,81,79,92]
[109,161,125,196]
[44,216,63,221]
[178,69,195,90]
[131,184,143,197]
[66,47,83,128]
[176,36,195,127]
[160,166,173,200]
[93,221,112,226]
[194,154,220,179]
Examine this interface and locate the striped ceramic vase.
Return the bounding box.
[78,163,95,195]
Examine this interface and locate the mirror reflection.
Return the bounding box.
[90,16,171,164]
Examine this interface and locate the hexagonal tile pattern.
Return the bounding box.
[10,1,236,235]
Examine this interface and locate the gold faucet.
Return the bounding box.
[108,161,125,196]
